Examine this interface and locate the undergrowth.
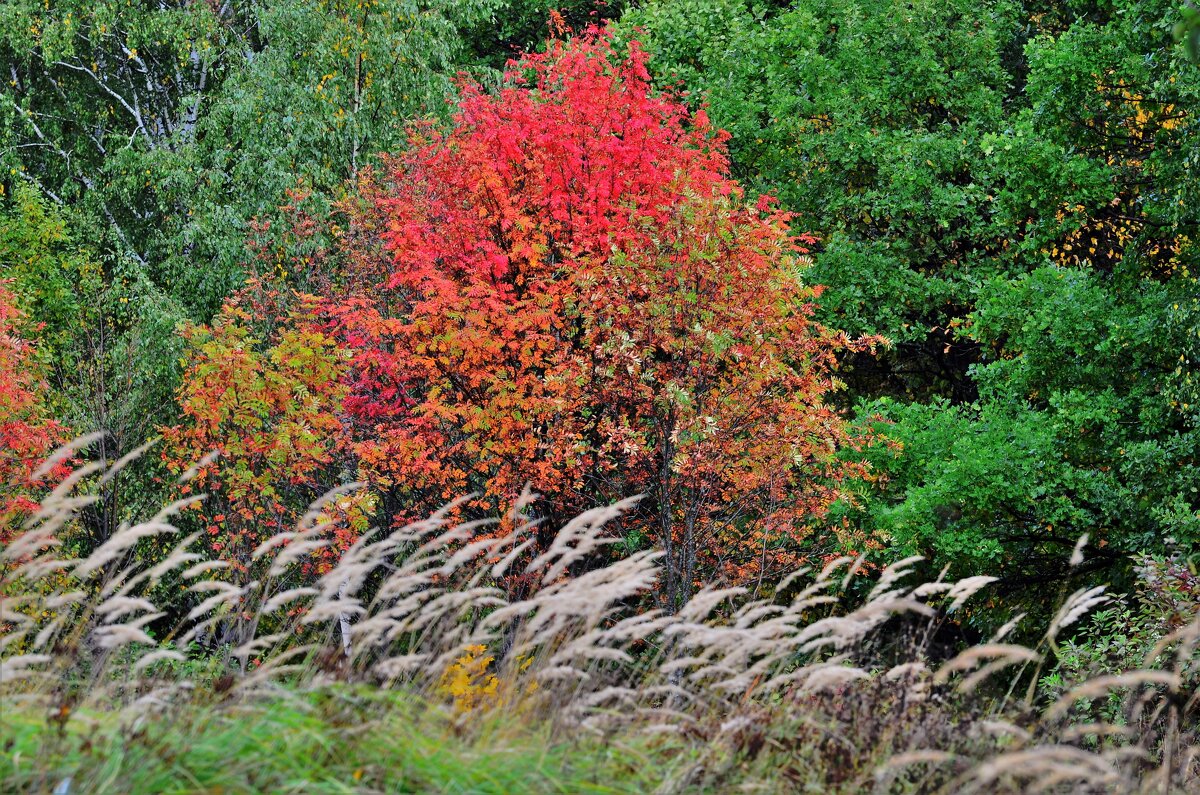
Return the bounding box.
[2,687,665,794]
[2,441,1198,793]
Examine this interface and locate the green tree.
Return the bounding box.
[1,0,491,319]
[461,1,627,69]
[625,0,1200,596]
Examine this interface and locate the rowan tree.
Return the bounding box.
[334,29,879,606]
[0,282,68,539]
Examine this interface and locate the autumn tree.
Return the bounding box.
[333,29,877,606]
[162,284,368,577]
[0,282,68,539]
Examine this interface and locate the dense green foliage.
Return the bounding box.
[624,0,1200,594]
[0,0,495,318]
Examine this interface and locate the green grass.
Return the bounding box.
[1,688,671,794]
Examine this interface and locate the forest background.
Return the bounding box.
[5,0,1200,623]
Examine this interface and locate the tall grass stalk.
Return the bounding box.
[2,443,1197,793]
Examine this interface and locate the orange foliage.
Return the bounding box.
[161,284,368,575]
[163,30,881,604]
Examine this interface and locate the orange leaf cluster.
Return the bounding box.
[161,284,365,574]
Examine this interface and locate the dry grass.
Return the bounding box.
[2,443,1198,793]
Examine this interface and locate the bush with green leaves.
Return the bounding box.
[1040,553,1200,724]
[623,0,1200,600]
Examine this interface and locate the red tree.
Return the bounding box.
[0,282,68,540]
[329,29,881,606]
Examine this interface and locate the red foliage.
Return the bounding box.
[0,282,68,539]
[329,29,881,605]
[163,30,882,603]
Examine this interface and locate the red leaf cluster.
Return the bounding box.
[0,282,68,539]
